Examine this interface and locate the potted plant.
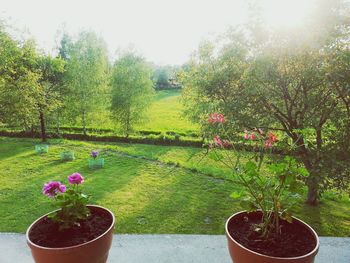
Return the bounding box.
[35,144,49,154]
[206,113,319,263]
[89,150,104,169]
[60,151,75,161]
[26,172,115,263]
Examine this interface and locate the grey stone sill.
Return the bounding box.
[0,234,349,263]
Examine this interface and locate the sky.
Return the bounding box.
[0,0,315,65]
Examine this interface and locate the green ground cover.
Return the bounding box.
[0,137,349,236]
[135,89,198,134]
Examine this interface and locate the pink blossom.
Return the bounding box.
[68,172,84,185]
[218,114,225,123]
[244,130,257,140]
[250,133,257,140]
[208,113,225,124]
[264,140,273,148]
[263,132,277,148]
[214,135,223,147]
[223,140,232,149]
[268,132,277,143]
[43,181,66,198]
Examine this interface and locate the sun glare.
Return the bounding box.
[262,0,315,28]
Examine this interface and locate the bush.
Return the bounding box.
[0,129,288,153]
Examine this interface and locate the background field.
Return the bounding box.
[78,89,198,135]
[135,89,198,134]
[1,137,349,236]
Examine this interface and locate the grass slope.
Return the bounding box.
[0,137,349,236]
[135,89,198,134]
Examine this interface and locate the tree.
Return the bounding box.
[0,26,41,130]
[152,66,182,90]
[63,31,109,135]
[36,55,65,141]
[58,33,72,61]
[181,1,350,205]
[110,52,154,135]
[153,68,170,89]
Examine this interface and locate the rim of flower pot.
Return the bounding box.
[26,204,115,251]
[225,210,320,260]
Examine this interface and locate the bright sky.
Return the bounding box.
[0,0,315,65]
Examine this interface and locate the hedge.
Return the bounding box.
[0,130,287,154]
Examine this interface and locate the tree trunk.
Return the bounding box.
[39,110,47,142]
[82,110,87,136]
[306,172,319,206]
[294,136,320,206]
[125,109,130,138]
[56,112,60,134]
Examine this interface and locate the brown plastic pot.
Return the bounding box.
[26,205,115,263]
[225,211,319,263]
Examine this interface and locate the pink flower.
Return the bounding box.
[263,132,278,148]
[208,113,225,124]
[208,113,215,124]
[214,135,223,147]
[43,181,66,198]
[218,114,225,123]
[244,130,250,140]
[244,130,257,140]
[264,140,273,148]
[68,172,84,185]
[223,140,232,148]
[268,132,277,143]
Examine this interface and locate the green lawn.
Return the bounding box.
[135,89,198,134]
[0,137,349,236]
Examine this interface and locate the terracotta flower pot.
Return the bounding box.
[26,205,115,263]
[225,211,319,263]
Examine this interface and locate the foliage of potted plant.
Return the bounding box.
[26,173,115,263]
[206,113,319,263]
[60,151,75,161]
[35,144,49,154]
[89,150,104,169]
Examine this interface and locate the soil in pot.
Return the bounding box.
[227,212,317,258]
[29,206,113,248]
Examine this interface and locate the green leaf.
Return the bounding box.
[230,191,244,199]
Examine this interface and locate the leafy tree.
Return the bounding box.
[0,24,66,142]
[154,68,170,89]
[37,55,65,141]
[152,66,182,90]
[110,52,154,135]
[181,1,350,205]
[63,31,109,135]
[0,26,41,130]
[58,33,72,61]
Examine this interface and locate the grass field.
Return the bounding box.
[0,137,349,236]
[135,89,198,134]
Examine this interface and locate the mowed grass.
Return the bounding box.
[0,137,349,236]
[135,89,198,134]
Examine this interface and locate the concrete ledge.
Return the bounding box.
[0,234,349,263]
